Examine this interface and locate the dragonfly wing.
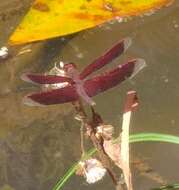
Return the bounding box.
[80,38,132,79]
[21,73,73,85]
[84,59,146,97]
[22,59,145,106]
[23,85,79,106]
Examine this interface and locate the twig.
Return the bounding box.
[73,101,86,156]
[73,101,120,187]
[80,121,85,156]
[120,90,138,190]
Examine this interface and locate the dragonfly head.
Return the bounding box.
[64,62,77,71]
[63,62,78,77]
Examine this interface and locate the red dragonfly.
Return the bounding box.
[21,38,146,106]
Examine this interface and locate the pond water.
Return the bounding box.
[0,1,179,190]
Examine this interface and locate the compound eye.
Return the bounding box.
[64,62,77,71]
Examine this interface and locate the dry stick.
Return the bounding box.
[80,121,85,156]
[89,127,118,185]
[120,91,138,190]
[73,101,86,156]
[73,100,119,187]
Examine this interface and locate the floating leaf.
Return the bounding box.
[9,0,173,45]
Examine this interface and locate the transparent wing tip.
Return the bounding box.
[124,37,132,52]
[130,58,146,78]
[21,73,33,83]
[23,95,44,107]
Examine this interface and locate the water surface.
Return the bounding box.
[0,1,179,190]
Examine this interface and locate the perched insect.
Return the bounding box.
[21,38,146,106]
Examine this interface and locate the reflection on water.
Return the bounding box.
[0,1,179,190]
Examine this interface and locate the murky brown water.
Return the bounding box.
[0,1,179,190]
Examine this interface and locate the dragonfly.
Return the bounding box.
[21,37,146,106]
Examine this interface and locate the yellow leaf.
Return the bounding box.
[9,0,173,45]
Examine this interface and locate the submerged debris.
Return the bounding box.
[48,62,66,77]
[0,46,8,60]
[133,157,167,185]
[43,61,69,90]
